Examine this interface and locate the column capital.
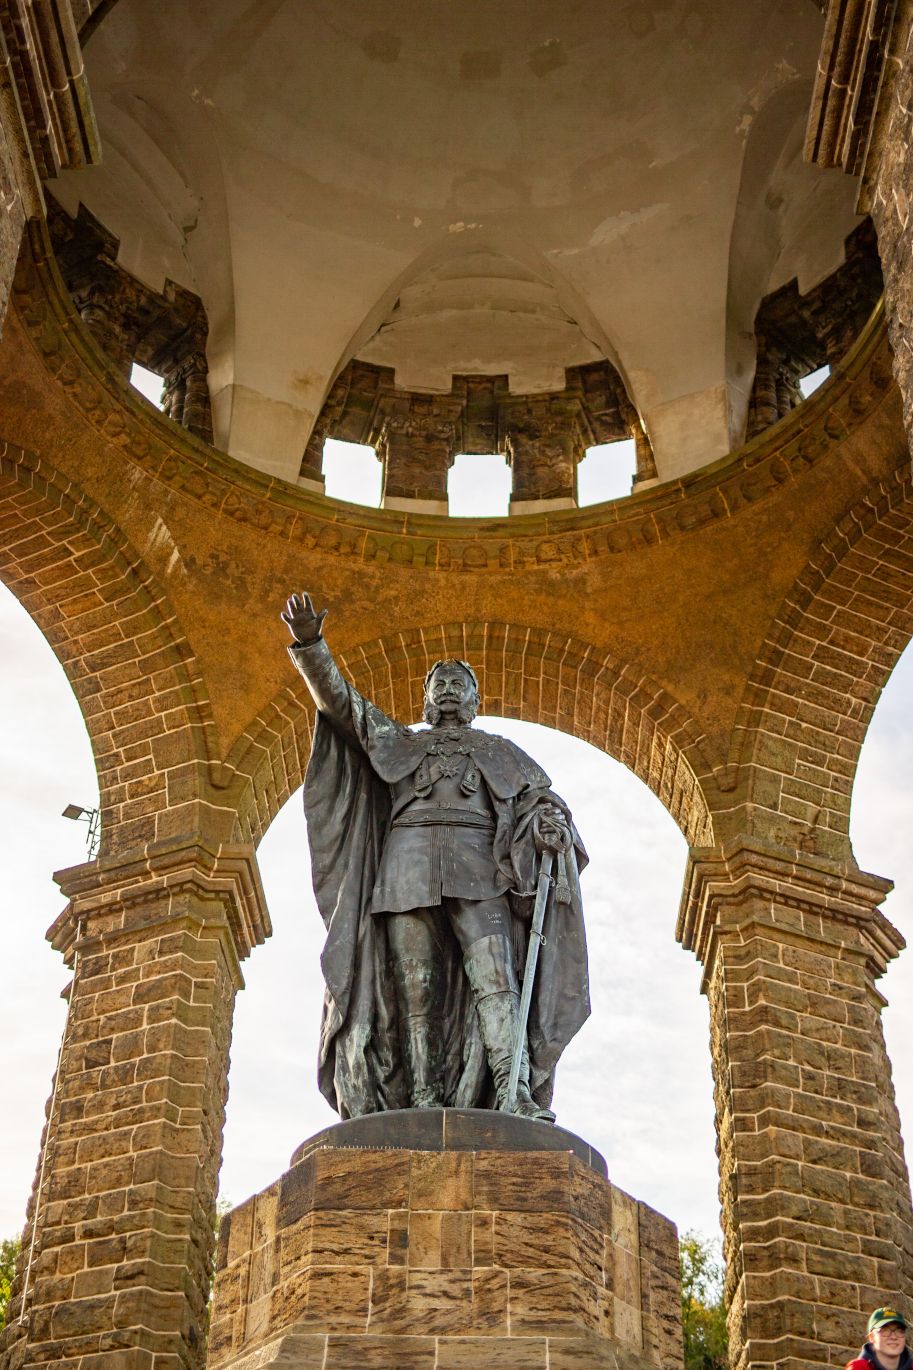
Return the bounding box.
[48,837,271,976]
[677,837,900,984]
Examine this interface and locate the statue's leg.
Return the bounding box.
[450,898,555,1123]
[387,910,444,1108]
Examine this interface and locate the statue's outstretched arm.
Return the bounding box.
[282,592,358,742]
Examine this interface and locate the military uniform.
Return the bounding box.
[289,635,589,1120]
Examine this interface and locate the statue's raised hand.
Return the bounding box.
[281,592,328,645]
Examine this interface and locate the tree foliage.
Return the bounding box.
[680,1230,728,1370]
[0,1236,21,1331]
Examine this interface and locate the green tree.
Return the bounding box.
[0,1235,22,1331]
[680,1230,728,1370]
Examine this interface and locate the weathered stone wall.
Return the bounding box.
[0,73,26,334]
[728,458,913,860]
[869,9,913,460]
[0,0,100,336]
[210,1144,682,1370]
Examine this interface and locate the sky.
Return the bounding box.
[4,360,911,1253]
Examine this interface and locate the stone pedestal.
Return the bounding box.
[209,1110,682,1370]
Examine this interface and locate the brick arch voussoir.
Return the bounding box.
[730,464,913,855]
[0,442,218,854]
[227,622,718,849]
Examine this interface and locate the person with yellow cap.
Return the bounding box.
[846,1309,911,1370]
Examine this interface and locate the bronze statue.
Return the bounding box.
[283,592,590,1123]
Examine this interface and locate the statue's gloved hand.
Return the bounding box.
[282,591,328,645]
[533,802,572,856]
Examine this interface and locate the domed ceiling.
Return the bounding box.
[51,0,865,485]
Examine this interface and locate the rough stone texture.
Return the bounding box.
[0,0,100,340]
[747,220,884,439]
[48,197,214,443]
[0,841,268,1370]
[299,357,649,510]
[679,840,913,1370]
[805,0,913,462]
[868,7,913,463]
[377,391,462,507]
[209,1138,681,1370]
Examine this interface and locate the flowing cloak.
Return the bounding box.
[302,666,590,1119]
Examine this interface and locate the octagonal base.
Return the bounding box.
[209,1110,682,1370]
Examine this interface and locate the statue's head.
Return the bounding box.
[423,659,480,726]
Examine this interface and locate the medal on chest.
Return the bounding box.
[414,729,482,797]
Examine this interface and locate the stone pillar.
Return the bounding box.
[501,395,585,514]
[377,395,462,515]
[747,342,780,438]
[616,391,659,489]
[0,839,270,1370]
[73,281,136,378]
[159,349,214,444]
[678,839,913,1370]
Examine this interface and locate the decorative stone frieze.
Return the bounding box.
[679,838,913,1370]
[11,224,898,577]
[0,840,269,1370]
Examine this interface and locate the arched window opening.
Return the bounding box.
[448,452,511,517]
[0,582,99,1237]
[849,645,913,1157]
[578,438,637,506]
[130,362,164,410]
[799,363,830,398]
[322,438,382,508]
[222,715,718,1237]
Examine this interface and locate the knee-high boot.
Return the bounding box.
[394,955,443,1108]
[463,935,555,1123]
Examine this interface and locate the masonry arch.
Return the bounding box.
[0,442,218,855]
[729,464,913,861]
[225,620,718,850]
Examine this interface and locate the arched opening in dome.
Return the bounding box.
[221,715,718,1236]
[447,453,511,517]
[322,437,382,507]
[130,362,164,409]
[0,582,99,1236]
[578,438,637,505]
[799,363,830,398]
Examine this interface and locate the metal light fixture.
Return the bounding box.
[62,803,100,857]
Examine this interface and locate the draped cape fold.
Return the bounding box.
[303,678,590,1118]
